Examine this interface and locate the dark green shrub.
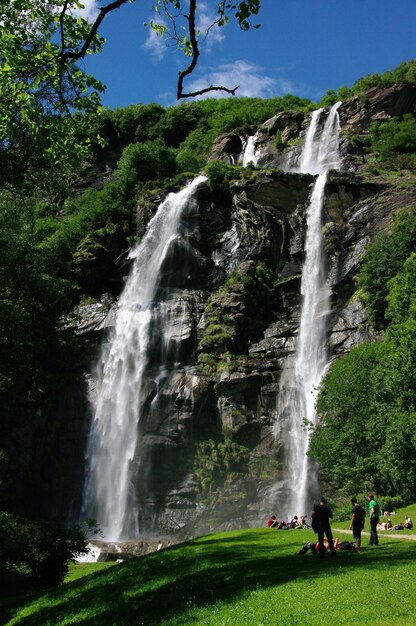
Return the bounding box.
[0,512,91,589]
[379,496,405,513]
[319,90,339,107]
[332,498,368,522]
[176,146,205,173]
[156,101,204,148]
[116,140,178,192]
[274,130,285,150]
[205,161,237,200]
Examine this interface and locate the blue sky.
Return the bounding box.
[79,0,416,110]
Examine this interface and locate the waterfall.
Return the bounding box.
[239,135,259,167]
[273,103,342,518]
[81,175,207,541]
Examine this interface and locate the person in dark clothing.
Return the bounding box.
[350,497,365,552]
[313,496,337,558]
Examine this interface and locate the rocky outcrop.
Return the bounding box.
[208,133,243,164]
[339,83,416,131]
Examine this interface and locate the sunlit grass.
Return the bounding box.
[2,504,416,626]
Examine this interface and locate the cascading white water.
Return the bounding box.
[240,135,259,167]
[273,103,342,518]
[81,175,207,541]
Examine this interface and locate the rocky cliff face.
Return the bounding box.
[59,84,416,538]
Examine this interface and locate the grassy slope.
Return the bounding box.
[2,506,416,626]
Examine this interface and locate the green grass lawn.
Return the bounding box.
[2,511,416,626]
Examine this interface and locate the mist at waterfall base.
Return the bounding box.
[271,103,342,521]
[81,176,207,542]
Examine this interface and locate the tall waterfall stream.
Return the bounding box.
[273,102,342,519]
[81,176,207,541]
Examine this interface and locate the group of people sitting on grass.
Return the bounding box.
[377,515,413,531]
[267,514,308,530]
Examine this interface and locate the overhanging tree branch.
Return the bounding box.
[59,0,130,62]
[176,0,239,99]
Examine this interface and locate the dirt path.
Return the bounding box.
[332,528,416,541]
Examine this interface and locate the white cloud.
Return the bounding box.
[142,15,168,61]
[185,60,292,99]
[196,2,226,50]
[71,0,99,22]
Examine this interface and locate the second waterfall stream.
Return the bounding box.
[273,102,342,519]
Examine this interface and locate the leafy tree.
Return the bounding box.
[0,192,75,513]
[385,254,416,415]
[205,160,237,202]
[156,102,204,148]
[0,511,92,589]
[386,252,416,327]
[352,60,416,92]
[133,103,167,142]
[0,1,263,191]
[176,146,206,173]
[359,205,416,329]
[309,341,396,495]
[116,140,178,191]
[311,233,416,500]
[381,408,416,501]
[0,0,106,190]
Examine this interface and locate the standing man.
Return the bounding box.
[367,494,380,546]
[313,496,337,558]
[349,498,365,552]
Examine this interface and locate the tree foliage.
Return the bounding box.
[116,141,178,190]
[0,511,92,589]
[0,0,107,190]
[311,210,416,501]
[310,341,394,494]
[369,113,416,170]
[359,205,416,330]
[0,191,76,513]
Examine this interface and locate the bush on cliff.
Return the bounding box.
[369,113,416,170]
[359,204,416,329]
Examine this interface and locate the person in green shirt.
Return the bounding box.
[367,494,380,545]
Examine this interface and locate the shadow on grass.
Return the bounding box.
[4,531,416,626]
